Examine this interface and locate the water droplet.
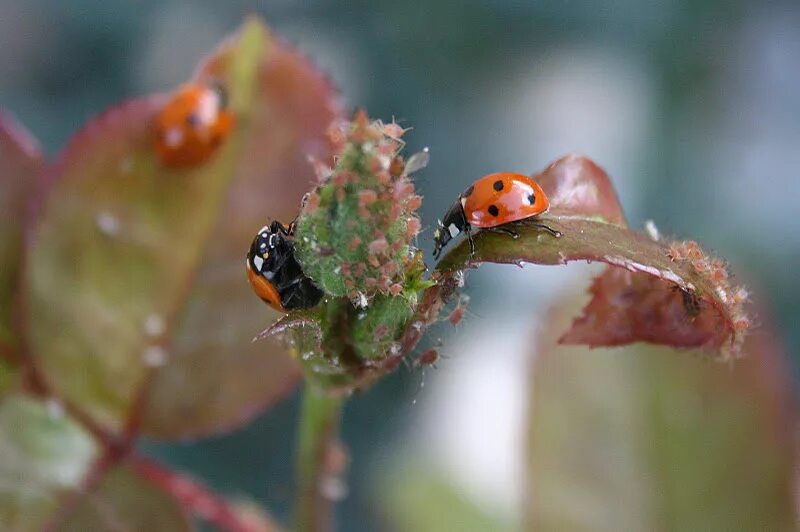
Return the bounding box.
[319,476,349,502]
[144,314,165,337]
[95,211,120,236]
[143,346,168,367]
[46,399,64,420]
[119,157,134,175]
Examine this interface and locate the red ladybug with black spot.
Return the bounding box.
[433,172,561,258]
[154,81,235,168]
[246,221,324,312]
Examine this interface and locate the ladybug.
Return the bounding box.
[246,221,324,312]
[154,81,235,168]
[433,172,561,259]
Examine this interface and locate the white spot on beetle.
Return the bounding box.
[164,127,183,147]
[253,255,264,271]
[448,224,460,238]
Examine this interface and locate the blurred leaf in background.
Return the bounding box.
[526,294,797,531]
[23,17,341,441]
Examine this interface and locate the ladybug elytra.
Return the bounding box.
[154,81,235,168]
[433,172,561,258]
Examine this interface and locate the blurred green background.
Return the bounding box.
[2,0,797,530]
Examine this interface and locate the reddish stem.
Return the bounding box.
[131,455,275,532]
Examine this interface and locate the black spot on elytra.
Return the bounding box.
[463,185,474,197]
[186,114,199,127]
[527,193,535,204]
[488,204,499,216]
[493,180,504,191]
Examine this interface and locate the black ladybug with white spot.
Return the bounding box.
[246,221,324,312]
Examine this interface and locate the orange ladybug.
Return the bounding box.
[154,81,234,167]
[432,172,561,258]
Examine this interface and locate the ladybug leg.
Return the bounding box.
[466,227,476,257]
[488,226,520,239]
[527,221,562,238]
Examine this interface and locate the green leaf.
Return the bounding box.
[25,17,341,438]
[58,467,190,532]
[0,395,97,530]
[436,154,746,359]
[526,296,797,531]
[0,112,42,351]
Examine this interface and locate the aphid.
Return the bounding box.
[433,172,561,259]
[417,348,439,367]
[154,81,234,167]
[246,221,324,312]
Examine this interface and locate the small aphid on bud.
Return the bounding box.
[368,238,389,254]
[406,195,423,211]
[668,244,685,261]
[328,119,349,140]
[377,141,397,157]
[304,192,319,212]
[348,237,362,251]
[733,287,749,305]
[381,262,397,276]
[686,241,703,260]
[359,189,378,206]
[393,180,414,201]
[406,217,422,237]
[383,122,405,139]
[374,324,390,341]
[368,255,380,267]
[417,348,439,367]
[448,296,469,326]
[389,156,405,179]
[389,283,403,296]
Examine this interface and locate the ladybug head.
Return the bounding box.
[433,200,468,259]
[247,222,293,279]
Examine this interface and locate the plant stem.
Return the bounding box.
[294,382,344,532]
